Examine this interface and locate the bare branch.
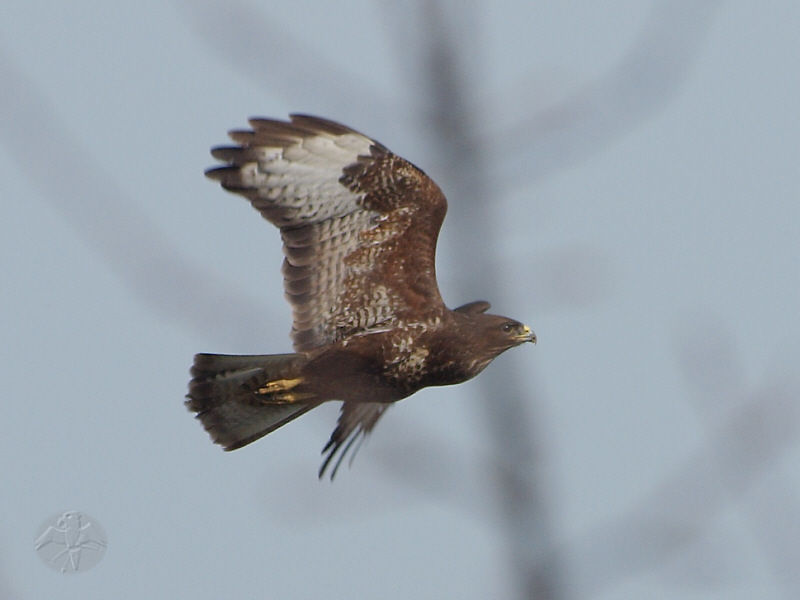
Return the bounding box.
[561,378,800,597]
[179,0,397,125]
[484,1,723,188]
[0,46,268,348]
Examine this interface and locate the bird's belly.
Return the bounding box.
[301,327,458,402]
[301,348,407,404]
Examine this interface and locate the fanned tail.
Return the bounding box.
[186,353,314,451]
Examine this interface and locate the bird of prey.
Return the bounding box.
[186,115,536,478]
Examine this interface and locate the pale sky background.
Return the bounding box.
[1,2,798,599]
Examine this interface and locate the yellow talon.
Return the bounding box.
[257,378,313,403]
[258,377,303,395]
[273,391,316,404]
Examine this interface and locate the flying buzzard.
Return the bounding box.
[186,115,536,478]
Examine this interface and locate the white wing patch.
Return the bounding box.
[228,131,374,226]
[206,115,446,353]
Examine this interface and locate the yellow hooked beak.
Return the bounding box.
[517,324,537,345]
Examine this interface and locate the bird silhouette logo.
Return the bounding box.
[34,510,107,573]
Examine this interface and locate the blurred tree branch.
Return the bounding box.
[485,0,723,188]
[5,2,798,599]
[561,376,800,597]
[0,44,268,349]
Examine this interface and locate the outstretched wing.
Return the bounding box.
[319,402,389,479]
[206,115,448,352]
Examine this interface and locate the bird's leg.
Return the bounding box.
[257,378,312,403]
[259,378,302,394]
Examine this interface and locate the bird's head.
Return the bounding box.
[453,300,536,366]
[479,314,537,351]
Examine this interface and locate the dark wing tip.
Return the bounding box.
[210,146,243,162]
[204,166,250,193]
[289,114,390,155]
[204,165,233,180]
[227,129,256,145]
[288,114,359,136]
[319,433,366,480]
[454,300,491,315]
[317,404,388,480]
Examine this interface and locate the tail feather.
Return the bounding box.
[186,353,315,451]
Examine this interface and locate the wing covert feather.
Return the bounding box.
[206,114,447,352]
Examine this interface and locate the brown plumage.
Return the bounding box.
[186,115,536,478]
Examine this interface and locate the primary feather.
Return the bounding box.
[188,115,536,478]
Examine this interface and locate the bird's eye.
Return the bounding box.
[502,322,515,333]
